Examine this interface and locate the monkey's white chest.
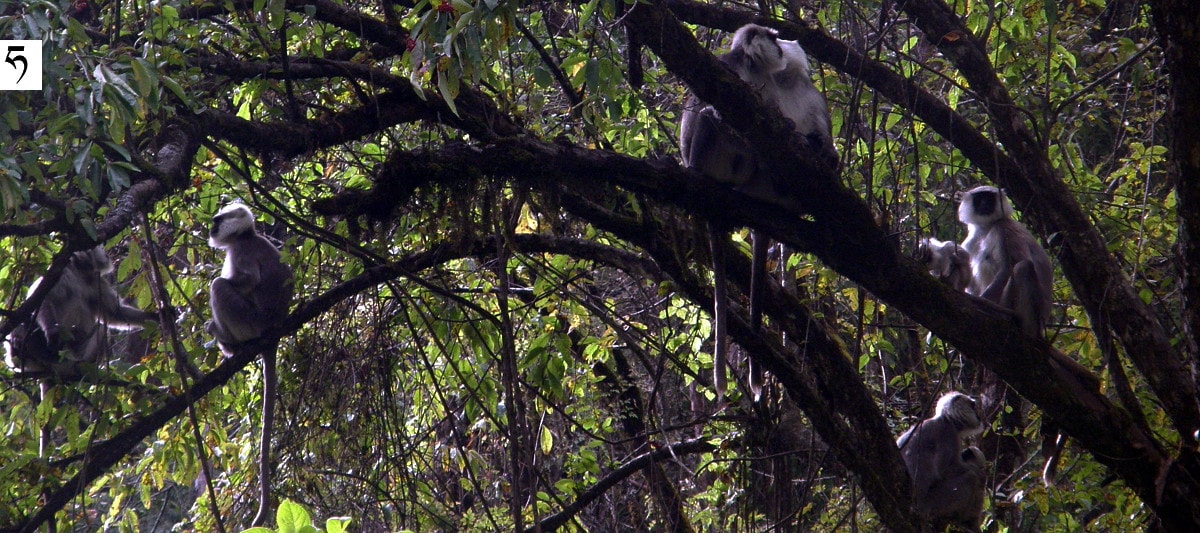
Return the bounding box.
[221,256,237,279]
[963,227,1003,296]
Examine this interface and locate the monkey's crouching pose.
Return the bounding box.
[207,203,294,527]
[958,186,1053,336]
[680,24,837,198]
[5,246,157,371]
[679,23,836,400]
[896,392,987,532]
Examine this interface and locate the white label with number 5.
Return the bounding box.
[1,40,43,91]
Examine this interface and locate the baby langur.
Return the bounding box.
[679,23,836,401]
[5,246,157,371]
[896,391,986,533]
[918,237,972,292]
[959,186,1053,336]
[207,203,294,526]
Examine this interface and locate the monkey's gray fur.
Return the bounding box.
[5,246,156,371]
[897,391,987,532]
[207,203,293,527]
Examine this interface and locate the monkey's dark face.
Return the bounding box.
[958,186,1011,226]
[970,190,999,217]
[209,204,256,248]
[70,247,113,275]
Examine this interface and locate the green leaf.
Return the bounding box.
[130,58,156,96]
[276,499,312,533]
[325,517,352,533]
[540,425,554,455]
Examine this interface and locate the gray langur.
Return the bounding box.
[918,237,972,292]
[679,23,836,401]
[206,203,294,526]
[960,187,1073,488]
[958,186,1053,336]
[5,246,157,371]
[680,24,838,189]
[896,391,986,532]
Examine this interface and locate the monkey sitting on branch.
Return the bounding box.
[896,391,987,532]
[206,202,294,527]
[679,23,837,401]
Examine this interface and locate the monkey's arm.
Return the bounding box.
[222,255,264,292]
[81,274,154,328]
[681,105,754,186]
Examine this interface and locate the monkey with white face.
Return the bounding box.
[679,23,836,400]
[207,203,294,526]
[897,391,986,532]
[958,186,1053,336]
[6,246,157,371]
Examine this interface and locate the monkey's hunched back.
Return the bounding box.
[724,25,835,168]
[235,230,292,322]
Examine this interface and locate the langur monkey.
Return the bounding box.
[207,203,294,526]
[896,391,986,532]
[958,186,1052,336]
[679,23,836,400]
[918,237,972,292]
[5,246,157,371]
[959,186,1075,487]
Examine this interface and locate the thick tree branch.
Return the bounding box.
[191,84,520,159]
[284,0,408,55]
[1149,0,1200,382]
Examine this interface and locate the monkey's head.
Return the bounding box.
[209,203,256,249]
[935,391,983,438]
[70,246,114,275]
[730,24,784,72]
[958,185,1013,226]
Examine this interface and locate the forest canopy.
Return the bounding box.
[2,0,1200,531]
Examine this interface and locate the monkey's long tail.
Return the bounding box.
[251,347,277,527]
[749,231,768,332]
[708,224,729,402]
